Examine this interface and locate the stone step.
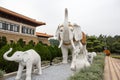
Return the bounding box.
[112,58,120,80]
[104,56,111,80]
[104,56,120,80]
[108,57,118,80]
[110,57,120,80]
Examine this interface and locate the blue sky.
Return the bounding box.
[0,0,120,36]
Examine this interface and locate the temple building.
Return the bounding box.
[0,7,53,45]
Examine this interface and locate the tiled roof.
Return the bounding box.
[36,32,53,38]
[0,7,46,26]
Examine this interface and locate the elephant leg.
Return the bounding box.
[61,46,68,63]
[70,52,76,71]
[26,63,32,80]
[15,64,24,80]
[70,46,79,71]
[37,61,42,75]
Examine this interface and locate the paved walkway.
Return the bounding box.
[104,56,120,80]
[5,63,74,80]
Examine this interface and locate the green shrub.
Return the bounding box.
[0,44,18,73]
[0,36,7,49]
[0,69,5,77]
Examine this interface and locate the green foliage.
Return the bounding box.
[111,41,120,53]
[104,35,120,54]
[86,34,120,54]
[17,38,25,47]
[68,54,105,80]
[49,39,59,46]
[0,36,7,49]
[0,69,5,77]
[111,54,120,59]
[0,44,18,73]
[87,36,104,52]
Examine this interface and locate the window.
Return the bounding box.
[0,21,20,33]
[28,28,30,34]
[8,23,10,30]
[10,24,14,31]
[2,22,6,30]
[0,22,2,29]
[5,23,9,30]
[22,26,34,35]
[32,29,34,35]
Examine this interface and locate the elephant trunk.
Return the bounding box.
[64,8,68,30]
[3,48,14,61]
[63,8,70,41]
[59,8,76,49]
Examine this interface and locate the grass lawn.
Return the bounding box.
[111,54,120,59]
[68,53,105,80]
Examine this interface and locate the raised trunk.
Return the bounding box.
[63,8,70,41]
[62,8,76,49]
[3,48,14,61]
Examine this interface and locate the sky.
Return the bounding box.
[0,0,120,37]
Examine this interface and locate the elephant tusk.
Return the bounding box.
[71,40,76,49]
[58,40,63,48]
[79,41,83,49]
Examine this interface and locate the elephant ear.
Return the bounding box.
[22,52,30,63]
[55,25,60,40]
[73,24,82,41]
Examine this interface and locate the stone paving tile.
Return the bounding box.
[6,63,74,80]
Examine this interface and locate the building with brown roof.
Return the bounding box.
[0,7,53,45]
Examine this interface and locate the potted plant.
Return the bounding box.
[0,69,5,80]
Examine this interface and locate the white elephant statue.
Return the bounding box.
[3,48,42,80]
[87,52,97,64]
[55,8,88,70]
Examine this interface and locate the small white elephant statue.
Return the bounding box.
[87,52,97,64]
[3,48,42,80]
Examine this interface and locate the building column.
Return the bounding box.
[19,24,22,33]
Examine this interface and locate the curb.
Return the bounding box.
[4,62,63,79]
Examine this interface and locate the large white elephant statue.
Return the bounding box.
[3,48,42,80]
[55,8,89,70]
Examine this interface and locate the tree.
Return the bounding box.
[49,39,59,46]
[87,35,104,52]
[111,41,120,54]
[17,38,25,48]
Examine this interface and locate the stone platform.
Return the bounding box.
[5,63,74,80]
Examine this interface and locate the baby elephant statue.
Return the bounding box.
[3,48,42,80]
